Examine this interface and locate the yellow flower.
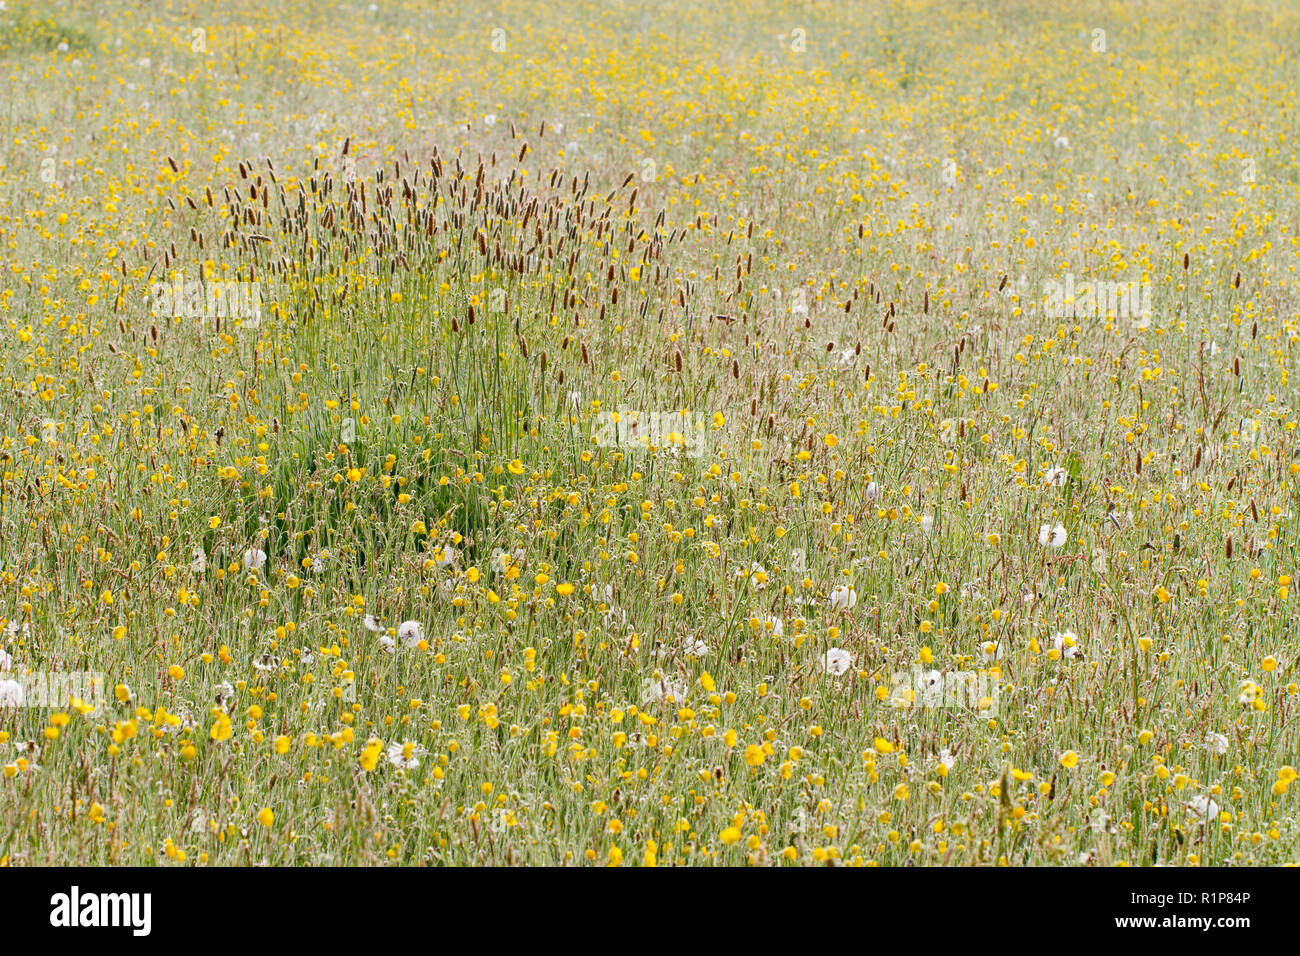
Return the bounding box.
[210,712,232,742]
[360,738,383,772]
[258,807,275,827]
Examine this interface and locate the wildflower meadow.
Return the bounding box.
[0,0,1298,871]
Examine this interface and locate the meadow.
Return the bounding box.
[0,0,1298,866]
